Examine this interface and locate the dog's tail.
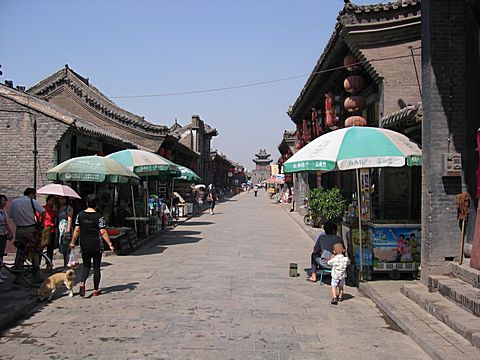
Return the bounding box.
[66,269,75,279]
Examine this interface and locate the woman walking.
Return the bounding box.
[43,195,57,265]
[70,194,114,297]
[57,196,73,269]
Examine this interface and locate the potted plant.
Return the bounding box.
[308,187,347,227]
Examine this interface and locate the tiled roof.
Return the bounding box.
[381,102,422,129]
[27,65,168,134]
[0,84,142,148]
[289,0,421,120]
[345,0,419,14]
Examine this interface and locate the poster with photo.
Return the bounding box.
[367,224,421,264]
[360,169,371,221]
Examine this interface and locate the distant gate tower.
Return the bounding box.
[251,149,272,185]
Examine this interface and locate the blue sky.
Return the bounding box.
[0,0,380,170]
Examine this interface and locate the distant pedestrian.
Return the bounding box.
[0,194,14,284]
[70,194,114,297]
[254,185,258,197]
[327,243,350,305]
[207,184,218,215]
[9,188,45,284]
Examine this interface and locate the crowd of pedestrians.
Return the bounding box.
[0,188,113,296]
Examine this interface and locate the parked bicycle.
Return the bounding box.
[2,228,54,287]
[304,206,314,226]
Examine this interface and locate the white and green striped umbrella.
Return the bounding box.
[106,149,180,178]
[46,155,140,184]
[283,127,421,173]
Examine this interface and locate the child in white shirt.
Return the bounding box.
[327,243,350,305]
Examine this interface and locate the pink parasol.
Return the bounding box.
[37,184,81,199]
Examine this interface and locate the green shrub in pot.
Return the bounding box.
[308,187,347,225]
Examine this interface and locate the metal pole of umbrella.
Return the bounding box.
[146,176,149,216]
[170,178,175,215]
[130,185,138,234]
[356,168,363,282]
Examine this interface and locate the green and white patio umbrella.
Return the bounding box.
[283,126,421,173]
[283,126,422,282]
[106,149,180,178]
[46,155,140,185]
[175,166,201,183]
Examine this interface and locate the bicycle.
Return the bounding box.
[304,206,314,226]
[2,228,54,287]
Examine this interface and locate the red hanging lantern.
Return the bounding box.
[343,54,361,72]
[344,75,365,94]
[344,96,366,112]
[345,116,367,127]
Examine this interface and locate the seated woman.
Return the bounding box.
[307,222,344,282]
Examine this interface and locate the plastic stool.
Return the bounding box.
[316,269,332,285]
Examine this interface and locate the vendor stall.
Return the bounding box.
[284,126,422,282]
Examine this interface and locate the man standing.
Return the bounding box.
[254,185,258,197]
[9,188,45,283]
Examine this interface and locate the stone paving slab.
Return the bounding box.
[0,191,430,359]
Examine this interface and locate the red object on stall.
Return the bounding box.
[302,119,311,143]
[164,149,172,159]
[311,108,320,138]
[345,116,367,127]
[107,229,121,236]
[295,123,303,149]
[158,148,165,156]
[325,93,337,129]
[344,96,366,112]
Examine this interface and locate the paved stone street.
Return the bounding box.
[0,192,430,360]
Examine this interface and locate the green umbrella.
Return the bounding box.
[106,149,180,178]
[175,166,201,183]
[46,155,140,185]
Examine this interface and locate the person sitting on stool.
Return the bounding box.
[307,222,344,283]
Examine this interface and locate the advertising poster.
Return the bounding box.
[368,224,421,264]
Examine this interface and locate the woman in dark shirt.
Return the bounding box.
[70,194,114,297]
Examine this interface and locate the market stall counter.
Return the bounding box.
[367,221,421,279]
[342,220,421,281]
[125,217,149,239]
[107,227,138,255]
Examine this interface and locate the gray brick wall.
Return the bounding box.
[0,95,69,198]
[421,0,468,277]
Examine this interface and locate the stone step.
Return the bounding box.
[429,275,480,317]
[360,281,480,360]
[451,261,480,289]
[402,283,480,349]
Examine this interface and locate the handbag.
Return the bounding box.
[67,249,79,269]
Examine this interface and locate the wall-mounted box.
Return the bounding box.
[443,153,462,177]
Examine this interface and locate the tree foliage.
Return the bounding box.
[308,187,347,222]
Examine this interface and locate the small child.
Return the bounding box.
[327,243,350,305]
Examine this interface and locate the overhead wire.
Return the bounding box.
[110,52,421,99]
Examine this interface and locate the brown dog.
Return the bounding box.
[37,269,75,301]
